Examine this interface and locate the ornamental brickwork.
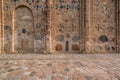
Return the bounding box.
[0,0,120,54]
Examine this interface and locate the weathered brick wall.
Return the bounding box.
[0,0,119,53]
[51,0,82,53]
[3,0,49,53]
[88,0,116,53]
[4,0,12,53]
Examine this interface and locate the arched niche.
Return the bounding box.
[13,5,34,53]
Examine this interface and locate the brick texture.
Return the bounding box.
[0,0,120,54]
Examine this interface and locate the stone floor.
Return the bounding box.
[0,53,120,80]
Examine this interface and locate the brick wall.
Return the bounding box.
[0,0,119,54]
[88,0,116,53]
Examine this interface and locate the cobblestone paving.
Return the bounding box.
[0,54,120,80]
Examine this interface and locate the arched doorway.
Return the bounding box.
[14,6,34,53]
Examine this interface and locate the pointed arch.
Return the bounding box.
[12,5,34,53]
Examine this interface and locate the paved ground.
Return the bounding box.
[0,53,120,80]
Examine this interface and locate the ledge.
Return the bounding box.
[0,53,120,60]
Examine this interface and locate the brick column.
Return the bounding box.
[118,0,119,52]
[116,0,120,52]
[78,0,86,53]
[49,0,52,53]
[49,0,56,53]
[0,0,1,54]
[85,0,93,53]
[1,0,4,54]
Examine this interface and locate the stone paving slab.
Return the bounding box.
[0,54,120,80]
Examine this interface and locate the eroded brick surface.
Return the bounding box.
[89,0,116,53]
[0,0,120,53]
